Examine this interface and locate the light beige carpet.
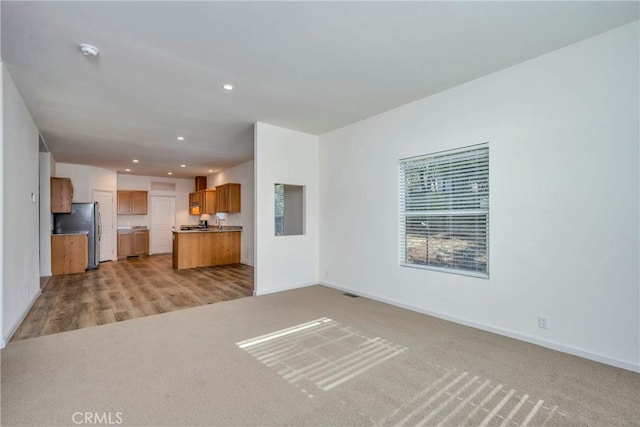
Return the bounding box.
[1,285,639,426]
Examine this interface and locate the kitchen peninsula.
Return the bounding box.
[172,227,242,269]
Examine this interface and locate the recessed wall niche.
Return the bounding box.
[274,183,305,236]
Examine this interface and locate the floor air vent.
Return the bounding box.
[343,292,360,298]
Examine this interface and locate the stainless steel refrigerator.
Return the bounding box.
[53,202,101,269]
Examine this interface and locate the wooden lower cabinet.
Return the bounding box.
[133,230,149,254]
[173,231,240,269]
[117,232,132,257]
[51,234,88,275]
[118,230,149,259]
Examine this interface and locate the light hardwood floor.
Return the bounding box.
[11,254,254,342]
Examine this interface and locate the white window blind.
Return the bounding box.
[399,144,489,277]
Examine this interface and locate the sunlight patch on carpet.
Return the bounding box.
[236,319,570,426]
[376,361,569,427]
[236,317,407,393]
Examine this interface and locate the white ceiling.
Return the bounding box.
[2,1,638,178]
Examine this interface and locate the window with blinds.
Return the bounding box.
[399,144,489,277]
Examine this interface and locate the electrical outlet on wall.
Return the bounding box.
[324,269,329,279]
[538,315,550,329]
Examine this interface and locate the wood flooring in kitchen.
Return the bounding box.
[11,254,254,342]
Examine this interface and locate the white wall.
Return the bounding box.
[284,185,304,236]
[0,60,4,344]
[56,163,117,203]
[2,65,41,344]
[54,163,118,260]
[207,160,255,266]
[319,22,639,371]
[116,174,193,231]
[39,152,54,277]
[255,123,319,295]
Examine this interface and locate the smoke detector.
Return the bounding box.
[79,44,100,57]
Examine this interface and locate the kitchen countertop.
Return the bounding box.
[52,231,89,236]
[173,226,242,234]
[117,226,148,231]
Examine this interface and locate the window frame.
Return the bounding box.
[274,183,306,237]
[274,183,285,236]
[399,143,489,278]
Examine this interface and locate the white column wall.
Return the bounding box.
[254,122,319,295]
[319,22,639,371]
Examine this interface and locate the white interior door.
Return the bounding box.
[151,196,176,254]
[91,189,115,262]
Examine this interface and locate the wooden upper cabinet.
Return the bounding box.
[132,191,148,214]
[51,177,73,213]
[195,176,207,191]
[203,190,216,214]
[189,189,216,215]
[215,183,241,213]
[117,192,132,214]
[189,192,201,215]
[216,185,228,212]
[117,191,148,215]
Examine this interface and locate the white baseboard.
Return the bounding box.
[254,282,316,296]
[2,288,41,348]
[320,281,640,373]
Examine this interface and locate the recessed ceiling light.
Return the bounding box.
[125,168,131,172]
[132,159,139,163]
[177,136,184,141]
[168,172,173,175]
[222,83,234,91]
[181,164,186,168]
[208,170,213,173]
